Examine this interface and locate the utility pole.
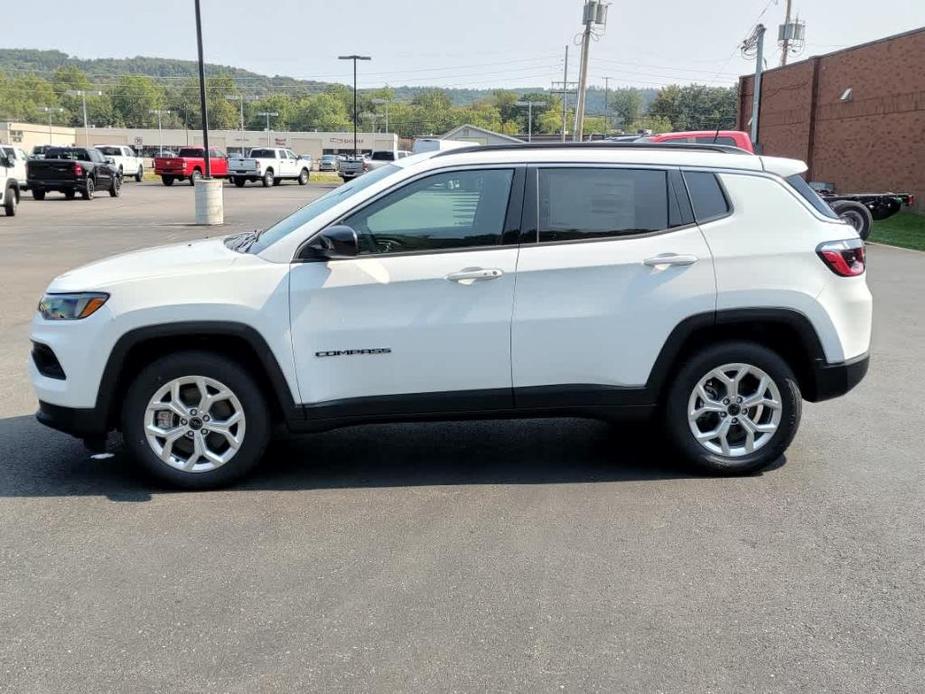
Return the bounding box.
[574,1,608,142]
[562,44,569,141]
[149,109,170,155]
[780,0,793,66]
[749,24,766,145]
[193,0,211,178]
[515,100,544,142]
[66,89,101,147]
[338,55,372,159]
[257,111,278,146]
[603,76,611,133]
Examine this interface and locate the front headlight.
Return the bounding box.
[38,292,109,320]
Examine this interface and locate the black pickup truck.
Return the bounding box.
[27,147,121,200]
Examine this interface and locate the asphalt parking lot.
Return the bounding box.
[0,181,923,692]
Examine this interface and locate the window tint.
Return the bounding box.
[178,148,203,157]
[684,171,730,221]
[344,169,514,254]
[46,148,91,161]
[786,174,839,219]
[96,146,122,156]
[371,151,395,161]
[537,168,670,242]
[249,149,274,158]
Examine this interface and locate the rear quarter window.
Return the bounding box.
[683,171,730,222]
[785,174,839,219]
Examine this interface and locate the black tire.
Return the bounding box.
[161,175,175,186]
[830,200,873,241]
[664,341,801,475]
[109,175,121,197]
[135,165,144,183]
[3,186,17,216]
[121,351,271,489]
[262,169,273,187]
[190,169,202,186]
[32,189,46,200]
[81,178,94,200]
[298,168,309,185]
[272,176,282,186]
[64,189,76,200]
[233,177,246,187]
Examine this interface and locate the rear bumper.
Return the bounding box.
[808,352,869,402]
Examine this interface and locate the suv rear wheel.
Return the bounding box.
[665,342,801,475]
[122,351,271,488]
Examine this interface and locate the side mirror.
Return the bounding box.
[105,156,115,165]
[303,225,359,260]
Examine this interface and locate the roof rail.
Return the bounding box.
[432,141,753,157]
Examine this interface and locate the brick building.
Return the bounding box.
[738,27,925,212]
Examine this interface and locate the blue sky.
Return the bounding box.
[5,0,924,89]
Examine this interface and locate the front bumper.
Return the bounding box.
[36,400,108,438]
[808,352,869,402]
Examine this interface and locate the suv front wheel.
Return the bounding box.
[665,342,801,475]
[122,351,270,488]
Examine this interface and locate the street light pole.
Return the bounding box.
[338,55,371,159]
[257,111,278,146]
[66,89,102,147]
[515,100,544,142]
[149,109,170,156]
[40,107,64,144]
[194,0,211,178]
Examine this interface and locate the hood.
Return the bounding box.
[49,237,239,292]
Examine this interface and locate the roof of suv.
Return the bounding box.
[417,142,805,178]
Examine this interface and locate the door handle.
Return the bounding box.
[643,254,699,267]
[445,267,504,283]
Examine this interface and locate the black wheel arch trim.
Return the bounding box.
[94,321,301,431]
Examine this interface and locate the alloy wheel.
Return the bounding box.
[144,375,246,473]
[687,362,782,457]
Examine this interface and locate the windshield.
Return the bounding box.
[786,174,839,219]
[247,164,401,254]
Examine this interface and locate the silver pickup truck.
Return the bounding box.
[338,154,369,181]
[228,147,311,187]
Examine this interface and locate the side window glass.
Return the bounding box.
[537,168,671,242]
[683,171,730,222]
[343,169,514,255]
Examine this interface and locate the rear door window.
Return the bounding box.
[537,168,673,242]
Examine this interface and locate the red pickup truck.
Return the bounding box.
[154,147,228,186]
[645,130,755,152]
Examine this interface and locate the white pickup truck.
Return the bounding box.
[228,147,311,187]
[0,145,29,190]
[95,145,145,182]
[1,149,21,216]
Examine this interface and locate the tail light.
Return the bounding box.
[73,163,84,176]
[817,239,866,277]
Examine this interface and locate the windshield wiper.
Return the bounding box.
[225,229,259,252]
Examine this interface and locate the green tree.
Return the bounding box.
[648,84,738,132]
[290,93,352,131]
[609,88,643,130]
[111,75,165,127]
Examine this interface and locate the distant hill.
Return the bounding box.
[0,48,658,113]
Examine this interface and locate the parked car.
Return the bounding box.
[337,155,368,181]
[228,147,311,187]
[29,141,871,488]
[30,144,54,160]
[644,130,756,151]
[318,154,339,172]
[0,145,29,190]
[27,147,121,200]
[95,145,145,182]
[1,150,21,216]
[367,149,412,171]
[154,147,228,186]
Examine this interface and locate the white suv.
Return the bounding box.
[30,143,872,488]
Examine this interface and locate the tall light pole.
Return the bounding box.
[257,111,278,146]
[742,24,767,146]
[149,109,171,155]
[338,55,371,159]
[193,0,212,178]
[602,76,611,134]
[39,107,64,144]
[515,100,544,142]
[65,89,102,146]
[371,98,390,133]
